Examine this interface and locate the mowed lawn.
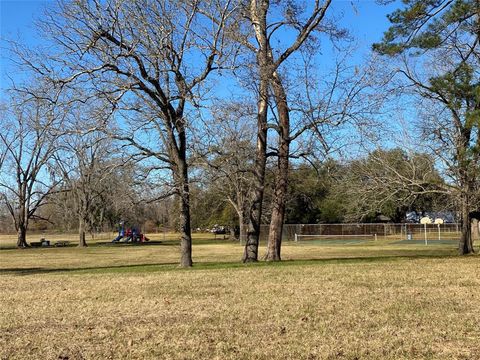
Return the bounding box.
[0,235,479,359]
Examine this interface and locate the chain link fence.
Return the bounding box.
[241,223,464,244]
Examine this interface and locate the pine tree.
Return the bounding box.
[374,0,480,254]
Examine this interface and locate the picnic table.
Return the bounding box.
[54,241,70,247]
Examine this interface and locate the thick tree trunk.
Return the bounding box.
[459,192,474,254]
[165,111,193,267]
[177,156,193,267]
[243,79,268,263]
[178,186,193,267]
[78,216,88,247]
[265,72,290,261]
[266,203,285,261]
[16,198,28,247]
[243,151,266,262]
[16,223,28,248]
[244,217,261,262]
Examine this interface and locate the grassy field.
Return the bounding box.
[1,233,479,359]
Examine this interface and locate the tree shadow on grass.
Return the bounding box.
[0,262,180,276]
[0,252,469,276]
[0,240,175,251]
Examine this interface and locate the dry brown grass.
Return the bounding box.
[1,237,479,359]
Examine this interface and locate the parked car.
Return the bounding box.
[210,226,227,234]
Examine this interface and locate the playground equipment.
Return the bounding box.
[112,222,150,243]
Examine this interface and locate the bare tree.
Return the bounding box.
[0,95,63,247]
[197,100,256,242]
[54,111,118,247]
[229,1,269,262]
[338,147,450,222]
[209,0,335,261]
[19,0,239,266]
[204,0,355,261]
[238,0,338,261]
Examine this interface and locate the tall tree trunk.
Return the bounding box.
[457,129,475,254]
[265,72,290,261]
[179,190,193,267]
[16,223,28,248]
[78,215,88,247]
[178,184,193,267]
[243,0,269,263]
[459,191,474,254]
[16,199,28,247]
[243,78,268,263]
[177,152,193,267]
[166,111,193,267]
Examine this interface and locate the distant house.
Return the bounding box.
[405,211,420,223]
[405,211,456,224]
[425,211,456,223]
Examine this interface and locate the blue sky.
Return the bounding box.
[0,0,48,39]
[0,0,401,93]
[1,0,49,92]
